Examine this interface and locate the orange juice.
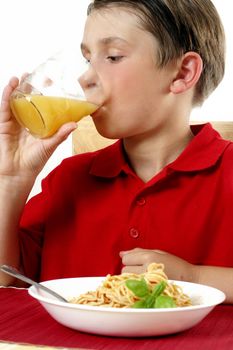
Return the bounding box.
[10,94,98,138]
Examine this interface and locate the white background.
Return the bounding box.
[0,0,232,196]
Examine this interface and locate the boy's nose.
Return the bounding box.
[78,64,98,93]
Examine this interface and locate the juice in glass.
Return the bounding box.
[10,94,98,138]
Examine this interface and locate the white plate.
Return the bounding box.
[28,277,225,337]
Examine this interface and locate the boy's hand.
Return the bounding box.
[0,77,77,179]
[120,247,197,282]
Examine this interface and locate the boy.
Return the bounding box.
[1,0,233,303]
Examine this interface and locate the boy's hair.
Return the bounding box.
[87,0,225,106]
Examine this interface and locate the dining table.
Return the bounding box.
[0,286,233,350]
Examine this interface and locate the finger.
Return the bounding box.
[119,247,142,257]
[153,249,167,255]
[121,249,168,267]
[52,122,77,140]
[1,77,19,122]
[20,72,30,82]
[1,77,19,100]
[41,122,77,156]
[121,250,147,266]
[121,265,146,274]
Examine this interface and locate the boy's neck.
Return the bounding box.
[123,123,194,183]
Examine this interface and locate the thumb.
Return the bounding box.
[54,122,77,141]
[42,122,77,156]
[120,247,143,257]
[119,250,134,257]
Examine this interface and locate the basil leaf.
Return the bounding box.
[143,282,167,308]
[132,295,158,309]
[151,281,167,298]
[144,294,157,308]
[131,299,148,308]
[154,295,176,308]
[125,278,149,297]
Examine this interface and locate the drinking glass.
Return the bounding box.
[10,51,98,138]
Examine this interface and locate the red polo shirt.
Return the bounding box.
[19,123,233,282]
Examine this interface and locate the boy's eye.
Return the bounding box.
[107,56,124,62]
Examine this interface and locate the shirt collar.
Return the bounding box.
[90,123,231,178]
[90,140,131,177]
[168,123,231,172]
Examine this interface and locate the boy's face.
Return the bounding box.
[80,7,177,139]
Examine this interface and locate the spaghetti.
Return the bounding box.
[70,263,191,308]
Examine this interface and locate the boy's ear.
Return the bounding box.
[170,52,203,94]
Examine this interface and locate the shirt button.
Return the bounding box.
[129,228,140,238]
[136,197,146,206]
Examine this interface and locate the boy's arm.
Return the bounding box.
[0,78,76,286]
[193,265,233,304]
[0,177,33,285]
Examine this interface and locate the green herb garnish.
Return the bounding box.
[125,279,176,309]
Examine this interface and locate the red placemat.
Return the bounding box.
[0,287,233,350]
